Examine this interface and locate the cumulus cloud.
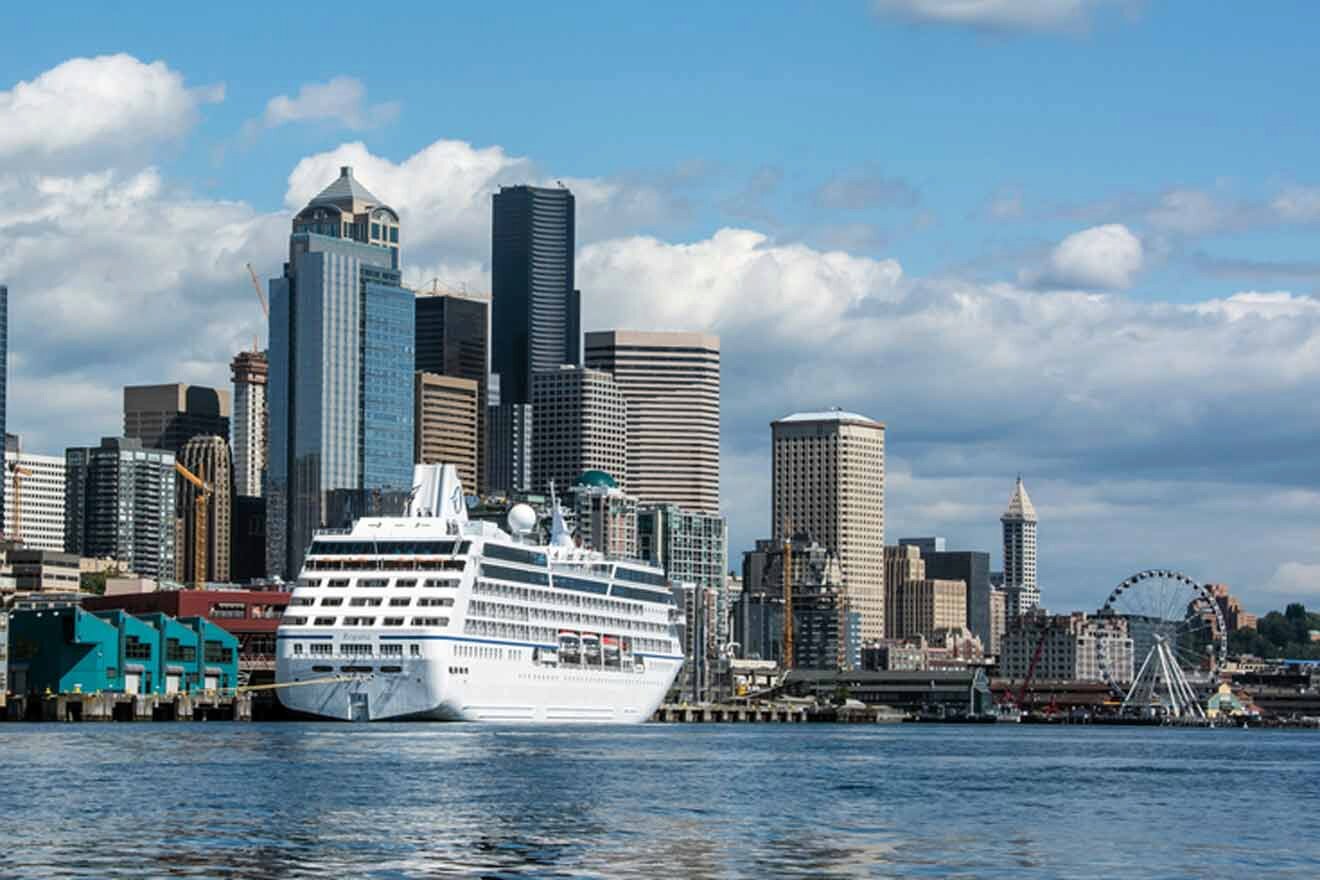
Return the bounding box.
[870,0,1133,33]
[255,76,400,133]
[0,54,220,166]
[1027,223,1144,289]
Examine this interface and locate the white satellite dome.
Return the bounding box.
[507,503,537,535]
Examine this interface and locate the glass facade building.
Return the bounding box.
[267,168,414,579]
[0,285,6,528]
[415,292,489,491]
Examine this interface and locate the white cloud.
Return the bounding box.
[257,76,400,132]
[1032,223,1144,289]
[0,54,220,166]
[1267,562,1320,597]
[870,0,1131,33]
[1145,188,1235,236]
[1271,185,1320,223]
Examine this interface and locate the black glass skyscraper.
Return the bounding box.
[490,185,579,404]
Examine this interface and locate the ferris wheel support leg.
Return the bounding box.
[1124,646,1157,713]
[1155,642,1181,717]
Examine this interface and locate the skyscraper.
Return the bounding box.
[489,185,579,492]
[4,439,66,551]
[123,384,231,453]
[772,410,886,642]
[267,166,414,578]
[584,330,721,515]
[530,366,627,494]
[65,438,176,579]
[230,351,268,498]
[415,290,489,491]
[0,285,6,530]
[178,435,233,585]
[414,372,479,492]
[1001,476,1040,620]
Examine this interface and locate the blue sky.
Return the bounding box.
[4,0,1320,613]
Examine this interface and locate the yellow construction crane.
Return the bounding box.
[6,461,33,543]
[174,461,211,589]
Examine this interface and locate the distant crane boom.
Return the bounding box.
[174,461,212,589]
[246,263,270,318]
[6,461,34,543]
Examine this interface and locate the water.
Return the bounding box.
[2,723,1317,879]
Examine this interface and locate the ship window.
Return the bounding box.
[380,644,403,656]
[395,579,417,588]
[418,597,454,608]
[357,578,388,588]
[327,579,350,588]
[309,644,332,656]
[297,579,321,588]
[342,644,372,656]
[382,617,405,627]
[389,597,411,607]
[290,597,315,606]
[282,616,308,626]
[313,616,336,626]
[480,563,549,586]
[410,645,421,657]
[484,544,548,567]
[321,597,343,607]
[312,665,333,672]
[292,644,303,655]
[350,597,383,607]
[380,665,403,673]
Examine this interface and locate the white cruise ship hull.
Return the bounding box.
[277,647,681,722]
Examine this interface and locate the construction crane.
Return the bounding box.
[246,262,270,353]
[6,460,33,543]
[782,524,795,671]
[174,461,211,589]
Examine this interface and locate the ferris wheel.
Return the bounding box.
[1095,569,1228,719]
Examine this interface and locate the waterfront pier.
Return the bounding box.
[3,691,251,723]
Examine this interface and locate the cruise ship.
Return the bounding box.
[274,465,684,722]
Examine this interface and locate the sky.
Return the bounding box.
[3,0,1320,614]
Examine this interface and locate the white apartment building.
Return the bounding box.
[4,449,66,551]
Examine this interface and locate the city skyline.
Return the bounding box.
[4,4,1320,612]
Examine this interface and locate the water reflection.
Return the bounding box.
[2,725,1320,878]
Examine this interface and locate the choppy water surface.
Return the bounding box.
[2,723,1318,878]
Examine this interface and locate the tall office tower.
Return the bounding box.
[65,438,177,579]
[415,290,489,492]
[267,166,414,579]
[414,372,479,492]
[1001,476,1040,620]
[4,439,67,551]
[530,366,627,496]
[486,388,532,495]
[123,384,231,453]
[884,544,925,638]
[891,577,967,641]
[771,410,886,641]
[178,435,233,585]
[898,540,990,646]
[584,330,721,515]
[988,589,1007,655]
[230,351,268,498]
[489,185,579,493]
[0,286,6,530]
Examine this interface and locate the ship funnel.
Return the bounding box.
[409,464,468,524]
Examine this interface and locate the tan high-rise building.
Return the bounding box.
[988,589,1007,655]
[893,578,967,641]
[884,544,925,638]
[414,372,479,492]
[230,351,268,498]
[584,330,720,515]
[531,366,628,495]
[178,435,232,585]
[772,410,885,641]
